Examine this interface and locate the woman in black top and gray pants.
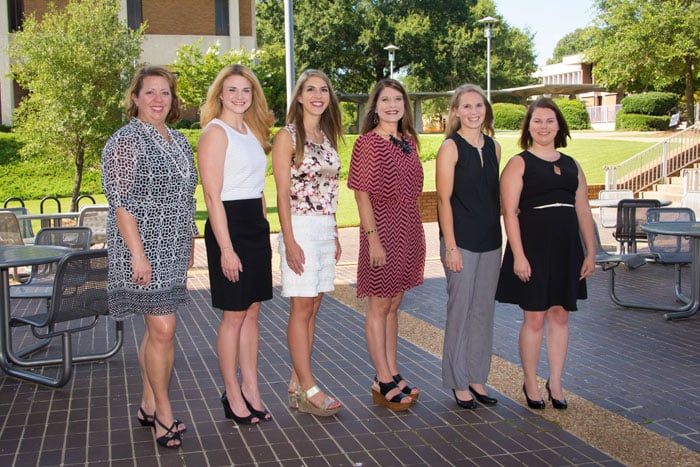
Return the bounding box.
[436,84,502,409]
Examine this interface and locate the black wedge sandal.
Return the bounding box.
[393,373,419,401]
[372,377,413,411]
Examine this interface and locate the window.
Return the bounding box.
[215,0,229,35]
[8,0,23,31]
[127,0,142,30]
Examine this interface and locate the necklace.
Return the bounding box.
[138,119,191,179]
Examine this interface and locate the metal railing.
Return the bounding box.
[604,122,700,193]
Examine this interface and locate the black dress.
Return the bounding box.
[496,151,586,311]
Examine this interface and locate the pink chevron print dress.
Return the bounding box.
[348,131,426,297]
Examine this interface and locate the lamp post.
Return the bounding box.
[384,44,399,79]
[478,16,498,102]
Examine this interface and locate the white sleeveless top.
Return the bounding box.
[207,118,267,201]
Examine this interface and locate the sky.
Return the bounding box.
[494,0,597,67]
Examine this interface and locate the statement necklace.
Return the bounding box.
[139,119,191,179]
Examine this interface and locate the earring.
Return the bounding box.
[372,113,379,125]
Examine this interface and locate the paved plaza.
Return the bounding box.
[0,222,699,466]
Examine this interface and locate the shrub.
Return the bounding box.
[621,92,678,116]
[173,118,193,129]
[553,98,590,130]
[0,124,11,133]
[494,103,526,130]
[615,110,670,131]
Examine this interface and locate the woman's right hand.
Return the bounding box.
[444,248,463,273]
[513,255,531,283]
[285,240,306,275]
[368,238,386,268]
[221,249,243,282]
[132,255,152,286]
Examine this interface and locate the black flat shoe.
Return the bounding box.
[221,391,260,425]
[452,389,477,409]
[469,386,498,405]
[241,387,272,421]
[522,385,545,410]
[545,380,568,410]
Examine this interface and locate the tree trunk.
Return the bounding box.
[70,145,85,212]
[685,56,695,124]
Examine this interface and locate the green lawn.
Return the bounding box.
[1,131,656,234]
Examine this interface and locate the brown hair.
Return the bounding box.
[200,64,275,154]
[286,69,344,167]
[126,66,181,124]
[519,97,570,150]
[445,84,494,137]
[360,79,420,150]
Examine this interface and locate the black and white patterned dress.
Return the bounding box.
[102,118,198,320]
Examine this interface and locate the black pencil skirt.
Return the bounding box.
[204,198,272,311]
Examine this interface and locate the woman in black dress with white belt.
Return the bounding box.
[496,98,596,410]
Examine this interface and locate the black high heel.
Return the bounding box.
[221,391,260,425]
[153,414,182,449]
[241,387,272,421]
[468,386,498,405]
[545,380,568,410]
[392,374,419,400]
[138,407,187,433]
[522,385,545,410]
[452,389,477,409]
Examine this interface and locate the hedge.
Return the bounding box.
[553,98,590,130]
[615,110,670,131]
[493,103,526,130]
[621,92,678,116]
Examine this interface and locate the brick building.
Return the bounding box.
[0,0,256,125]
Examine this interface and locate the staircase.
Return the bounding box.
[641,175,685,204]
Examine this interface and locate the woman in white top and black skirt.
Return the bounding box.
[198,65,275,425]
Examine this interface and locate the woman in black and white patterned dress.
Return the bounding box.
[102,66,198,449]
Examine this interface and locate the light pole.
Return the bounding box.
[478,16,498,102]
[384,44,399,79]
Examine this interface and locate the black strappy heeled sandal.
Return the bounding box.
[138,407,187,433]
[153,414,182,449]
[393,373,419,401]
[372,377,413,411]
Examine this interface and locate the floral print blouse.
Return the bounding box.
[285,124,340,215]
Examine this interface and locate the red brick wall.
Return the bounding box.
[143,0,216,35]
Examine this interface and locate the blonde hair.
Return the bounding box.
[200,64,275,154]
[285,69,344,167]
[126,66,181,124]
[360,79,420,151]
[445,84,494,137]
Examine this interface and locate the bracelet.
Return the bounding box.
[220,246,233,251]
[446,247,457,255]
[364,228,378,236]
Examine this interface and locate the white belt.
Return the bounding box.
[533,203,575,209]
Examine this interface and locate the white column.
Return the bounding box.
[0,1,14,125]
[229,0,241,50]
[118,0,127,21]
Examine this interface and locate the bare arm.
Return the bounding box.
[272,128,305,275]
[116,207,151,286]
[574,160,596,280]
[354,190,386,267]
[500,156,531,282]
[199,124,243,282]
[435,138,462,272]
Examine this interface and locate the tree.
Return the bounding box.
[590,0,700,122]
[549,27,599,64]
[256,0,537,94]
[8,0,143,210]
[171,42,287,123]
